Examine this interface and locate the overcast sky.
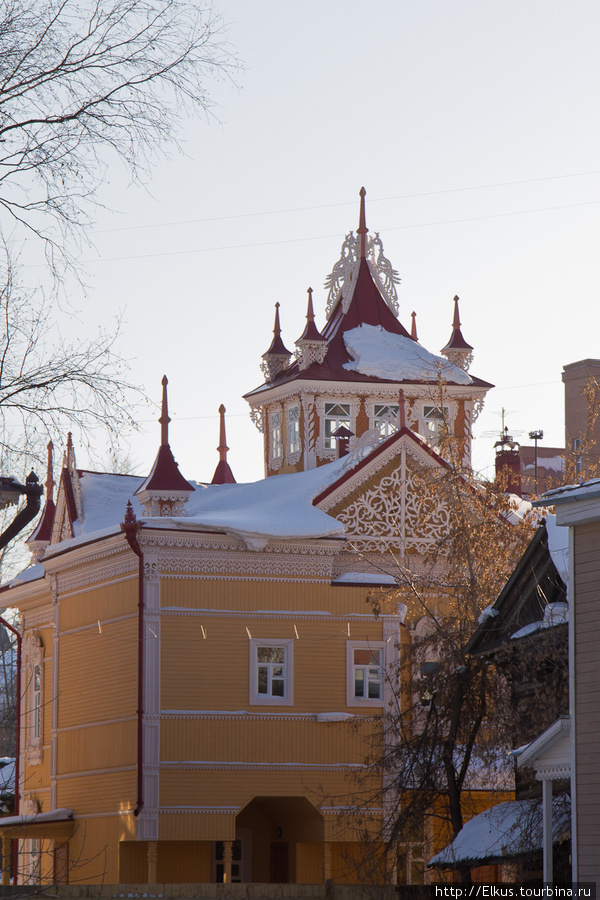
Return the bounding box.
[35,0,600,484]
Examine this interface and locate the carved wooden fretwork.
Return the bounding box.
[23,633,44,765]
[325,230,400,319]
[335,450,449,554]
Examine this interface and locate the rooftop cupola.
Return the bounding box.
[295,288,327,371]
[27,440,56,561]
[441,296,474,372]
[134,376,194,517]
[211,404,236,484]
[260,303,292,382]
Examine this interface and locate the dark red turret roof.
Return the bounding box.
[27,440,56,545]
[135,376,194,496]
[264,302,292,357]
[442,295,474,352]
[245,191,492,398]
[211,404,236,485]
[296,288,326,343]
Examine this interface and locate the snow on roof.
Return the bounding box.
[0,759,14,796]
[429,795,570,867]
[342,324,472,385]
[42,456,357,558]
[0,807,73,828]
[545,514,569,588]
[332,572,397,586]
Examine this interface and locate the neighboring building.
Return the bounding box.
[537,479,600,887]
[0,191,502,886]
[562,359,600,478]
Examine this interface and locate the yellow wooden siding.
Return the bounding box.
[296,842,324,883]
[66,813,135,883]
[58,621,137,728]
[158,768,378,811]
[160,716,374,765]
[161,614,384,714]
[160,577,379,614]
[57,720,137,774]
[57,770,136,814]
[59,575,137,632]
[158,812,236,841]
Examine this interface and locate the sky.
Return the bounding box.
[23,0,600,485]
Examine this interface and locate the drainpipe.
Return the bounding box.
[120,502,144,817]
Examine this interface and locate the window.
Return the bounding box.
[422,405,449,439]
[346,641,385,707]
[373,403,399,438]
[287,406,301,455]
[324,402,351,449]
[32,665,42,740]
[270,411,283,460]
[249,639,294,706]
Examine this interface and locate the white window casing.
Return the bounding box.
[249,638,294,706]
[346,640,386,708]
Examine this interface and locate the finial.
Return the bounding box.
[160,375,171,447]
[306,287,315,321]
[45,441,55,504]
[411,311,418,341]
[211,404,236,484]
[273,302,282,336]
[452,295,461,329]
[217,404,229,462]
[357,187,368,259]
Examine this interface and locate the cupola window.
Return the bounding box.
[324,403,351,449]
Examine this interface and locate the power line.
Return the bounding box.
[89,168,600,236]
[82,199,600,265]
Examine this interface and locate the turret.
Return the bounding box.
[295,288,327,371]
[211,405,236,484]
[441,296,474,372]
[260,303,292,382]
[134,376,194,516]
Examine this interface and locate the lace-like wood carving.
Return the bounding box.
[336,457,449,553]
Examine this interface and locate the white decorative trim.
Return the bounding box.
[58,572,137,600]
[535,762,570,781]
[249,638,294,707]
[156,711,367,722]
[154,761,365,771]
[137,534,339,582]
[23,633,44,766]
[159,608,380,622]
[23,608,53,629]
[249,406,265,434]
[346,640,385,708]
[151,806,240,815]
[324,231,400,319]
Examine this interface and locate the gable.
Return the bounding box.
[315,431,451,554]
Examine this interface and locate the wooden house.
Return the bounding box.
[0,190,497,886]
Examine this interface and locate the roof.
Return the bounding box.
[467,516,567,656]
[429,795,571,868]
[245,194,493,400]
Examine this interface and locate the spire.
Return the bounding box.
[411,311,418,341]
[27,441,56,560]
[441,295,474,372]
[211,405,236,484]
[357,187,368,259]
[160,374,171,446]
[261,303,292,382]
[295,288,328,371]
[134,376,194,516]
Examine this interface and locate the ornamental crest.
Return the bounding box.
[324,231,400,319]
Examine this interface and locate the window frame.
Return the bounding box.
[373,403,399,438]
[286,404,301,456]
[249,638,294,706]
[323,402,351,450]
[346,640,385,708]
[269,410,284,461]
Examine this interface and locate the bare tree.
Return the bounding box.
[343,423,536,884]
[0,0,239,270]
